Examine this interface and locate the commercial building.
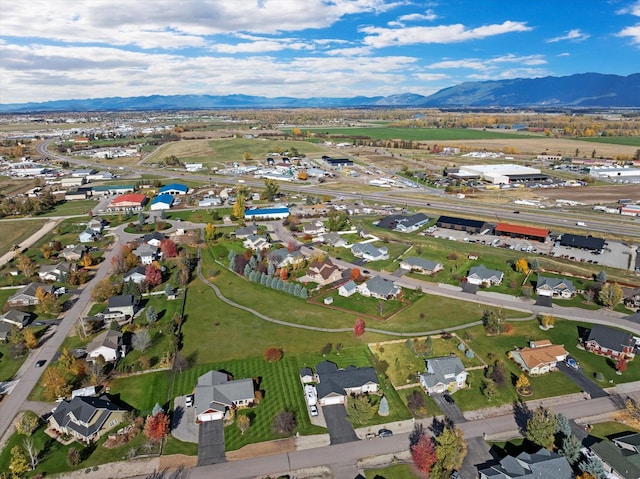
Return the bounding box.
[436,215,492,234]
[495,223,549,242]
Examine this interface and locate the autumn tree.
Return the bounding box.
[145,264,162,288]
[526,406,557,449]
[144,411,170,442]
[346,395,375,423]
[263,178,280,201]
[237,414,250,435]
[41,243,52,259]
[17,255,36,278]
[616,357,628,374]
[263,347,283,362]
[36,289,61,316]
[205,223,216,240]
[82,253,93,268]
[272,410,296,435]
[435,426,467,474]
[9,445,30,477]
[411,433,438,474]
[350,268,361,280]
[516,373,531,393]
[14,411,39,436]
[514,258,529,274]
[92,277,121,302]
[354,318,365,336]
[42,367,72,401]
[160,238,178,258]
[540,314,555,329]
[598,282,623,308]
[23,328,38,349]
[233,193,246,220]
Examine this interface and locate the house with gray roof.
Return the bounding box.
[234,225,258,239]
[194,370,255,422]
[582,324,636,360]
[357,275,401,300]
[466,264,504,286]
[320,232,348,248]
[79,228,98,243]
[60,244,88,262]
[420,356,468,395]
[48,394,128,444]
[0,310,31,329]
[7,282,55,307]
[536,276,576,299]
[377,213,430,233]
[351,243,389,262]
[87,330,124,363]
[38,261,76,282]
[267,248,305,269]
[243,234,270,251]
[102,295,138,324]
[400,257,443,275]
[123,266,147,284]
[315,361,378,406]
[133,243,160,265]
[338,280,357,297]
[478,448,572,479]
[590,433,640,479]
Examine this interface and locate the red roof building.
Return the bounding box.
[108,193,148,211]
[495,223,549,242]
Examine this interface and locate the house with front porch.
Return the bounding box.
[466,264,504,286]
[315,361,379,406]
[581,324,636,360]
[7,282,55,307]
[420,356,468,394]
[351,243,389,262]
[194,370,255,422]
[357,275,401,300]
[508,340,569,375]
[536,276,576,299]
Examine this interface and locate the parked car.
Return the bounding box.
[443,393,455,404]
[35,360,46,368]
[310,405,318,417]
[185,395,193,407]
[378,428,393,438]
[566,358,580,370]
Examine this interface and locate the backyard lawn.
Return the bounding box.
[364,464,418,479]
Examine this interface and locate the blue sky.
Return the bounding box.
[1,0,639,104]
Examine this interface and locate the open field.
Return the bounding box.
[0,219,46,257]
[298,127,538,141]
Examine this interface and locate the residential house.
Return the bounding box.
[299,367,315,384]
[150,194,174,210]
[399,257,443,275]
[420,356,468,394]
[466,264,504,286]
[377,213,429,233]
[357,275,401,300]
[243,234,270,251]
[38,261,76,282]
[351,243,389,262]
[338,280,357,297]
[320,232,347,248]
[478,448,573,479]
[60,244,88,262]
[590,433,640,479]
[0,310,31,329]
[141,231,166,247]
[159,183,188,195]
[133,243,160,265]
[86,218,104,234]
[0,323,13,342]
[624,288,640,310]
[79,228,98,243]
[7,282,55,307]
[536,276,577,299]
[306,259,342,286]
[302,220,326,235]
[87,330,125,363]
[123,266,147,285]
[194,370,255,422]
[267,248,305,269]
[103,295,138,323]
[48,394,128,444]
[234,225,258,239]
[315,361,379,406]
[508,340,569,375]
[582,324,636,360]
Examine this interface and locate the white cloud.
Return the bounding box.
[616,0,640,16]
[361,21,531,47]
[618,23,640,44]
[389,9,438,26]
[545,29,590,43]
[413,73,450,81]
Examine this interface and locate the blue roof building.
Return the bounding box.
[245,207,290,220]
[160,183,188,195]
[150,193,174,210]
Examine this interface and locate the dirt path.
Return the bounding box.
[0,218,60,267]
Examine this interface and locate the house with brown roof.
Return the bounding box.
[306,258,342,285]
[508,340,569,375]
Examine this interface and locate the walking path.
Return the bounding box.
[0,218,60,267]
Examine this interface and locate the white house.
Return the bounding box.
[87,330,124,363]
[338,280,357,297]
[536,276,576,299]
[194,370,254,422]
[357,275,401,300]
[508,340,569,375]
[420,356,468,395]
[400,257,443,275]
[351,243,389,262]
[133,243,160,265]
[466,264,504,286]
[243,234,271,251]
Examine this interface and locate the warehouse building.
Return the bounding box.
[495,223,549,242]
[436,216,493,234]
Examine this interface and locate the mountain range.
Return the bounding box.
[1,73,638,113]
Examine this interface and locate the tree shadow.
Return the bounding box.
[429,416,453,437]
[512,399,532,436]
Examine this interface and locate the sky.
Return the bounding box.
[1,0,639,105]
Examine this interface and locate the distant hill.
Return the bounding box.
[1,73,638,112]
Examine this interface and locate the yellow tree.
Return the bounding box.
[42,368,71,401]
[82,254,93,267]
[233,193,246,220]
[516,373,530,392]
[41,243,52,259]
[24,329,38,349]
[540,314,555,329]
[17,255,36,278]
[514,258,529,274]
[205,223,216,240]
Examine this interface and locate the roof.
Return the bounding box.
[142,231,166,242]
[50,394,125,440]
[495,223,549,238]
[124,266,147,278]
[107,295,136,308]
[159,183,188,193]
[1,309,30,323]
[110,193,147,205]
[315,361,378,399]
[377,213,429,231]
[436,215,489,230]
[559,233,605,250]
[195,370,254,413]
[151,193,174,205]
[340,280,357,292]
[10,282,54,299]
[536,276,576,292]
[402,256,441,271]
[363,275,399,297]
[88,329,122,353]
[478,448,572,479]
[421,356,465,389]
[91,185,135,191]
[511,344,568,370]
[468,264,503,281]
[352,242,386,257]
[300,367,313,377]
[584,324,635,353]
[245,207,290,216]
[591,440,640,479]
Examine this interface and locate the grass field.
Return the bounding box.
[579,136,640,147]
[39,199,99,217]
[0,219,47,256]
[296,127,538,141]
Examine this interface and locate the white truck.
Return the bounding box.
[576,222,587,227]
[304,385,317,406]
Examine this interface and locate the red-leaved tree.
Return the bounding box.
[145,264,162,287]
[160,239,178,258]
[350,268,361,280]
[144,412,169,442]
[411,434,438,474]
[616,357,628,373]
[354,318,366,336]
[263,348,283,362]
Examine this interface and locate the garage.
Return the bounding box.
[197,410,223,422]
[320,394,344,406]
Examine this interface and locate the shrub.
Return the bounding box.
[263,348,283,362]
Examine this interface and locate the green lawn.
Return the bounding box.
[0,219,46,257]
[0,341,27,382]
[364,464,418,479]
[110,370,173,416]
[313,290,412,319]
[293,126,538,141]
[589,421,640,440]
[39,199,98,217]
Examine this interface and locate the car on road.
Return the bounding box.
[185,395,193,407]
[378,428,393,438]
[35,360,46,368]
[443,393,455,404]
[310,405,318,417]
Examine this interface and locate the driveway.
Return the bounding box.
[171,395,198,443]
[557,362,609,399]
[460,436,495,479]
[322,404,359,445]
[198,420,226,466]
[432,394,467,423]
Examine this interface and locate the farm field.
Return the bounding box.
[297,127,538,141]
[0,218,46,256]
